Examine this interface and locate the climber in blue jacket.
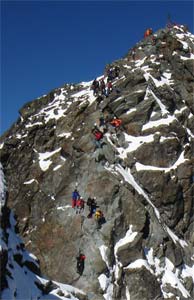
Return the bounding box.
[72,189,80,209]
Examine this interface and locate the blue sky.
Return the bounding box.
[1,0,193,134]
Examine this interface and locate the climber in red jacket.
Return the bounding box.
[92,125,103,149]
[76,197,85,214]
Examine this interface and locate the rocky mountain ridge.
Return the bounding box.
[0,24,194,300]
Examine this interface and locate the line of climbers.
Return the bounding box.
[75,77,122,276]
[87,197,106,229]
[72,190,106,229]
[74,22,191,277]
[91,78,112,97]
[73,193,106,275]
[74,65,122,276]
[91,65,120,97]
[75,63,123,275]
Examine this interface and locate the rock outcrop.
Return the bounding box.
[1,25,194,300]
[0,163,87,300]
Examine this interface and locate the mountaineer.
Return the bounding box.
[87,197,99,218]
[144,28,153,38]
[109,117,122,132]
[72,189,80,209]
[76,197,85,214]
[94,209,106,229]
[91,126,104,149]
[76,252,86,276]
[99,115,108,133]
[91,78,100,96]
[105,81,113,97]
[99,78,106,95]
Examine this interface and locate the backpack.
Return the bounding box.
[95,210,102,219]
[80,199,85,208]
[115,119,122,127]
[95,131,103,141]
[76,199,81,207]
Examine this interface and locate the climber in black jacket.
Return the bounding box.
[76,252,86,275]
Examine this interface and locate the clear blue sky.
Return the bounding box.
[1,0,193,134]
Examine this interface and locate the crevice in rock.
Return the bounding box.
[141,211,150,239]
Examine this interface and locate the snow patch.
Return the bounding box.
[26,122,43,128]
[106,132,155,159]
[53,165,62,171]
[0,163,7,213]
[135,151,188,173]
[126,286,130,300]
[99,245,110,268]
[125,259,152,273]
[142,115,176,131]
[98,274,109,291]
[114,225,138,258]
[186,128,194,138]
[57,205,71,211]
[149,88,168,115]
[35,148,61,171]
[126,108,137,115]
[144,72,174,88]
[165,227,188,247]
[58,132,72,138]
[123,64,132,69]
[127,249,192,299]
[23,179,38,185]
[180,53,194,60]
[135,57,147,67]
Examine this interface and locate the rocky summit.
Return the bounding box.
[0,25,194,300]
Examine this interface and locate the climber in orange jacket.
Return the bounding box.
[110,117,122,129]
[144,28,153,38]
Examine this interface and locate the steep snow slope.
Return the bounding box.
[0,25,194,300]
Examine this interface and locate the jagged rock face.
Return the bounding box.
[0,163,87,300]
[0,206,87,300]
[1,25,194,300]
